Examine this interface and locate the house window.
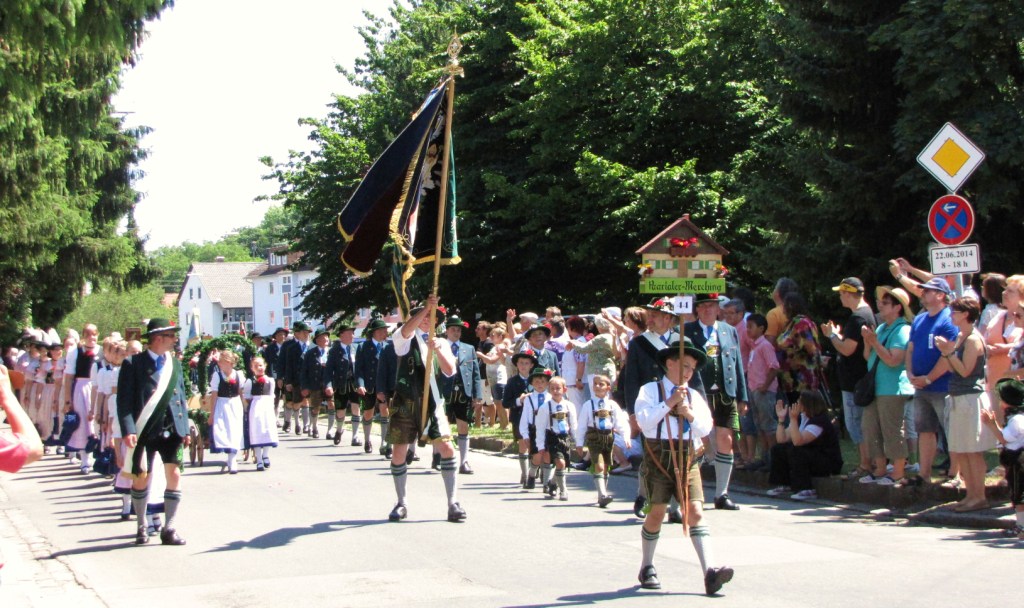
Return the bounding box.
[189,288,194,300]
[269,311,275,324]
[283,293,290,308]
[654,260,678,270]
[283,316,292,329]
[268,282,274,295]
[197,288,202,299]
[359,308,369,319]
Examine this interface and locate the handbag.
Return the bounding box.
[853,322,901,407]
[92,447,116,476]
[58,411,80,447]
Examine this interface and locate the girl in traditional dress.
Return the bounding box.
[38,342,63,453]
[243,357,278,471]
[210,349,246,473]
[112,341,140,519]
[64,325,99,474]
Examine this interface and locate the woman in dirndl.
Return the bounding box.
[243,357,278,471]
[209,349,246,474]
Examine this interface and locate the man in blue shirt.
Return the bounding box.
[906,278,959,482]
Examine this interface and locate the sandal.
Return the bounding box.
[952,500,989,513]
[846,466,872,480]
[940,477,964,490]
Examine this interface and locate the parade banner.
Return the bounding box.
[337,81,449,276]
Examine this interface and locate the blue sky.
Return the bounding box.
[114,0,389,249]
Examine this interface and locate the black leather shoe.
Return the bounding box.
[525,476,536,490]
[351,437,362,447]
[704,566,734,595]
[384,445,393,459]
[405,451,415,466]
[667,509,683,524]
[282,421,290,433]
[333,430,343,446]
[546,481,557,496]
[714,494,740,510]
[431,453,441,471]
[388,503,408,522]
[312,427,319,438]
[135,529,149,545]
[159,528,186,546]
[638,565,661,589]
[459,461,474,475]
[365,441,372,454]
[598,494,614,508]
[294,424,301,436]
[633,496,646,518]
[447,502,467,522]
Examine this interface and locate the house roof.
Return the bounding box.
[244,262,316,280]
[635,214,729,256]
[178,262,264,309]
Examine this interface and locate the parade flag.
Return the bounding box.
[337,80,455,277]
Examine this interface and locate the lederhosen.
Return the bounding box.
[584,399,616,469]
[336,344,360,411]
[132,362,184,475]
[528,393,544,455]
[640,382,702,505]
[701,327,738,431]
[387,336,443,445]
[544,400,573,462]
[445,345,473,424]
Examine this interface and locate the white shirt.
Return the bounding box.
[391,330,454,377]
[210,368,245,395]
[519,391,548,439]
[635,377,713,441]
[575,396,630,447]
[535,398,577,450]
[1003,413,1024,451]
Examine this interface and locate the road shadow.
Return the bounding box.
[938,528,1022,549]
[48,534,139,558]
[552,519,638,528]
[504,586,695,607]
[199,518,400,553]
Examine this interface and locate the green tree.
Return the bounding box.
[0,0,172,340]
[58,283,173,340]
[149,241,260,294]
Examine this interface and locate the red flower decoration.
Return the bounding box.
[522,349,535,356]
[462,321,469,328]
[437,306,447,315]
[543,369,553,377]
[709,293,719,299]
[255,376,266,384]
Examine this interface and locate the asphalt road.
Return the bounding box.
[1,425,1020,608]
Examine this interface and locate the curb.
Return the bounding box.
[467,433,1015,530]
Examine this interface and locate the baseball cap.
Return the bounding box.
[832,277,865,294]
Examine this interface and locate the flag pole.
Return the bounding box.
[420,33,464,442]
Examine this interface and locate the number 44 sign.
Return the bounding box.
[929,244,980,276]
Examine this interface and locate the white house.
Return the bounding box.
[246,246,401,336]
[177,259,264,350]
[246,246,321,337]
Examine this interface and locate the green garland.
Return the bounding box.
[182,334,256,398]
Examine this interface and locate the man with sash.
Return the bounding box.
[622,298,702,521]
[439,315,482,474]
[684,293,747,511]
[635,340,733,595]
[385,296,464,523]
[355,318,391,455]
[117,319,190,546]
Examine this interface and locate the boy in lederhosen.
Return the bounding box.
[300,327,331,438]
[326,321,360,446]
[535,376,576,501]
[575,373,630,507]
[518,366,553,493]
[635,340,733,595]
[503,349,537,486]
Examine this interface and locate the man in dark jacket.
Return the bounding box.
[300,327,332,439]
[117,318,190,546]
[279,321,311,434]
[355,318,391,455]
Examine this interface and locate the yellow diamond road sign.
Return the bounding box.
[917,122,984,193]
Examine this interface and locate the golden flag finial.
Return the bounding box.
[445,32,464,77]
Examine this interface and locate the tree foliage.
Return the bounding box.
[0,0,172,340]
[264,0,1024,322]
[58,283,172,340]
